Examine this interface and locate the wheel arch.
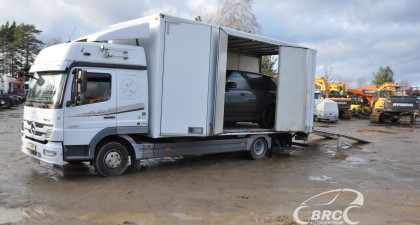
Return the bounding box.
[95,135,136,160]
[88,128,136,160]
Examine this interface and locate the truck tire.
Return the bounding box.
[247,137,268,160]
[94,142,129,176]
[258,105,275,128]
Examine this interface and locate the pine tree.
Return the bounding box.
[372,66,395,85]
[261,55,277,76]
[0,22,44,75]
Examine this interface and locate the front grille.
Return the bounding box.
[26,121,45,128]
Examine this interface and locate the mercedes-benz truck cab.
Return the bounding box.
[22,42,149,167]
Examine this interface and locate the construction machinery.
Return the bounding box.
[349,95,371,117]
[348,83,419,124]
[329,82,346,95]
[315,77,352,119]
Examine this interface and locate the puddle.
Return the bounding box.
[340,144,352,149]
[168,212,203,221]
[0,207,22,224]
[331,153,348,160]
[78,211,153,224]
[345,156,368,164]
[0,207,51,224]
[309,175,332,181]
[320,144,337,155]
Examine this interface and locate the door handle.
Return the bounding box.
[240,92,246,96]
[103,116,115,119]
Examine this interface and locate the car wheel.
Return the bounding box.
[94,142,129,176]
[1,98,12,108]
[258,105,275,128]
[247,137,268,160]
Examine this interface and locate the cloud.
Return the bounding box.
[254,0,420,84]
[1,0,418,86]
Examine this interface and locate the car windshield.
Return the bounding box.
[26,71,67,108]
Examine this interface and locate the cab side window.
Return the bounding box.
[83,73,111,105]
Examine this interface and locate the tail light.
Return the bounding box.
[386,102,393,106]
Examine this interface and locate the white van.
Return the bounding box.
[314,99,339,122]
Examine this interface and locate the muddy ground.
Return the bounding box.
[0,105,419,225]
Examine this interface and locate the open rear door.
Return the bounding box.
[213,28,228,135]
[275,46,315,132]
[160,22,212,136]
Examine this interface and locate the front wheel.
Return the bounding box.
[247,137,268,160]
[94,142,129,176]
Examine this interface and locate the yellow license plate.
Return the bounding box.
[27,143,36,151]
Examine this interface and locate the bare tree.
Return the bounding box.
[46,36,63,47]
[399,77,412,91]
[356,77,368,89]
[202,0,261,34]
[322,65,335,84]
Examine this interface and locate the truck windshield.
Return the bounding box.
[26,72,67,108]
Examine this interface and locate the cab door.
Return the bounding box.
[63,68,117,146]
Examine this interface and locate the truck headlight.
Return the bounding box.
[46,129,52,139]
[43,149,57,157]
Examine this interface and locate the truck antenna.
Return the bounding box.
[68,26,77,42]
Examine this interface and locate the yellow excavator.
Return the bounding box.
[348,83,419,124]
[329,82,346,95]
[315,77,352,119]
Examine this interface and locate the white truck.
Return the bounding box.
[22,14,316,176]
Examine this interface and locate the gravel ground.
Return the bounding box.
[0,105,419,225]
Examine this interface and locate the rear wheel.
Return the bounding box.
[259,105,275,128]
[247,137,268,160]
[94,142,129,176]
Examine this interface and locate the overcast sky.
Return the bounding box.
[1,0,419,87]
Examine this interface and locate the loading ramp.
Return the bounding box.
[312,128,370,147]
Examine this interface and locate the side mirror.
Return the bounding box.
[67,69,87,107]
[226,82,237,89]
[77,70,87,93]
